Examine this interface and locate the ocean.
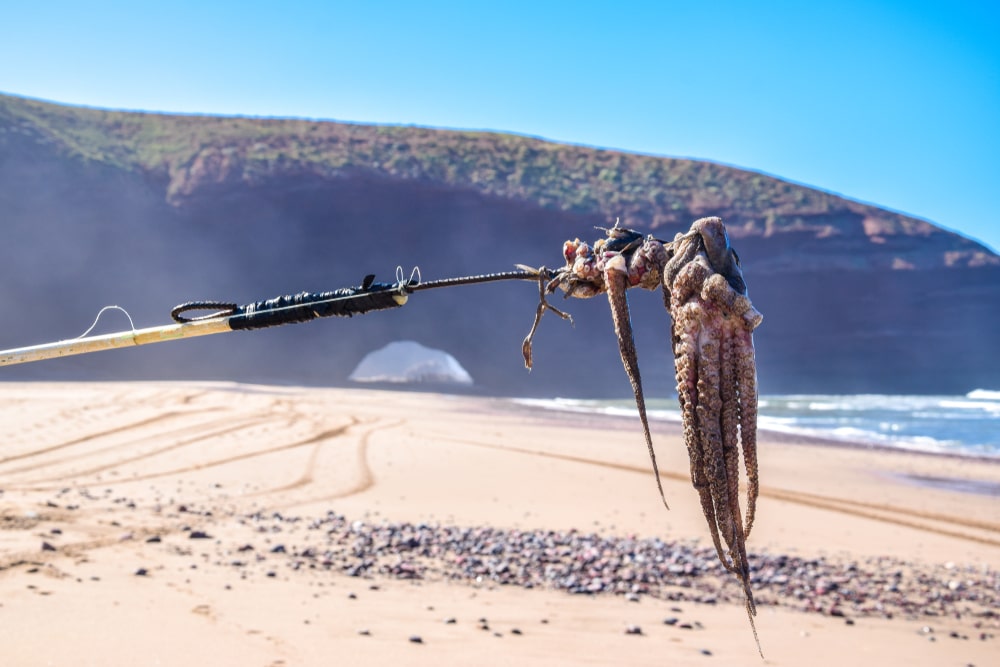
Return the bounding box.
[513,389,1000,459]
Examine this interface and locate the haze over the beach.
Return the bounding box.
[3,7,999,663]
[2,0,997,252]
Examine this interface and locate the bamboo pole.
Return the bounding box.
[0,316,233,366]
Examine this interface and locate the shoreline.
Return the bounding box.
[496,392,1000,466]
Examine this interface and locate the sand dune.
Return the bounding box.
[1,382,997,666]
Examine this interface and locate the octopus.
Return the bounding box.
[522,216,764,653]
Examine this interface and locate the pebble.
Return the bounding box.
[86,506,996,634]
[189,531,212,540]
[135,568,148,576]
[41,542,56,552]
[408,635,423,644]
[145,536,162,543]
[625,625,643,635]
[301,516,966,618]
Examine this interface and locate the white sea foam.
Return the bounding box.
[511,393,1000,458]
[967,389,1000,400]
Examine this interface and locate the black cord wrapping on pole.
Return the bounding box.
[171,274,409,329]
[228,283,405,331]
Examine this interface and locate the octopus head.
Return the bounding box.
[689,217,747,296]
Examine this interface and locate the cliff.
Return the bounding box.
[2,93,997,395]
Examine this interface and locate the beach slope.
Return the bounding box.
[0,382,997,666]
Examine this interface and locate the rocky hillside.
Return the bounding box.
[1,93,998,395]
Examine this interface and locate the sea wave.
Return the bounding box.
[513,397,683,423]
[967,388,1000,400]
[512,394,1000,458]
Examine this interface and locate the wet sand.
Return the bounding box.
[1,381,997,666]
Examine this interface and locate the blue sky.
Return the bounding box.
[3,1,998,251]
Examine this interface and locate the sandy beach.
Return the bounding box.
[0,381,997,666]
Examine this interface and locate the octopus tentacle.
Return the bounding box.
[605,255,669,510]
[521,270,573,370]
[693,309,737,563]
[692,285,760,656]
[735,325,760,537]
[719,315,744,552]
[673,302,727,564]
[663,231,701,290]
[705,274,745,562]
[700,271,762,539]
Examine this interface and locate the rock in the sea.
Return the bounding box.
[349,341,473,385]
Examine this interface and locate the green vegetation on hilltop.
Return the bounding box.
[1,92,995,268]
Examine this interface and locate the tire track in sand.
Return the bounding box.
[265,418,405,510]
[8,415,277,490]
[0,413,249,478]
[0,410,218,466]
[25,419,362,491]
[427,434,1000,548]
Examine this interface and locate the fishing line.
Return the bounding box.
[76,305,138,338]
